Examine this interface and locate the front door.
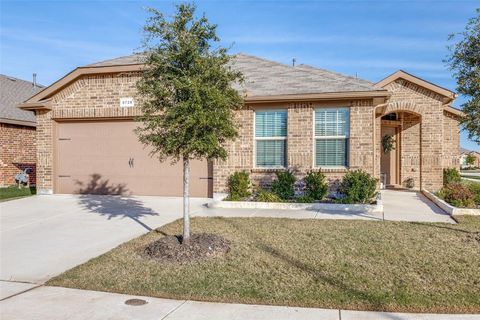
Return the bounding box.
[380,126,398,186]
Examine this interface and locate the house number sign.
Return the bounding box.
[120,97,135,107]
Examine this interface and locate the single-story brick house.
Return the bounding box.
[1,74,43,186]
[18,53,463,197]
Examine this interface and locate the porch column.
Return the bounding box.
[420,109,443,191]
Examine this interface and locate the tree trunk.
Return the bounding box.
[182,156,190,244]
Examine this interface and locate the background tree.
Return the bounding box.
[136,3,243,243]
[446,8,480,144]
[466,153,476,167]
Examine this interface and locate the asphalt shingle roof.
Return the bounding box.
[84,53,383,96]
[0,74,44,125]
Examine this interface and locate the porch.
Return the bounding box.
[378,110,422,190]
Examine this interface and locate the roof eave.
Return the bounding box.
[245,90,391,103]
[17,98,53,111]
[0,117,36,127]
[444,105,466,118]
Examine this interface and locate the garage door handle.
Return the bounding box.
[199,177,213,180]
[58,175,71,178]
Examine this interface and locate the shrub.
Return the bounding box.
[304,171,328,200]
[437,183,476,208]
[271,170,296,200]
[443,168,461,186]
[338,170,377,204]
[465,181,480,205]
[227,171,251,200]
[404,177,415,189]
[295,195,314,203]
[256,189,283,202]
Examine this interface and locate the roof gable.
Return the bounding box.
[376,70,456,101]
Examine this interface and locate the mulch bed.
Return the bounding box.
[144,233,230,264]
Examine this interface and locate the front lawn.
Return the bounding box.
[48,216,480,313]
[0,186,36,201]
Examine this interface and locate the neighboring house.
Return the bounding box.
[18,53,463,197]
[1,74,43,186]
[460,148,480,168]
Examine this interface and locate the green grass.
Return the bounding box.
[0,186,36,202]
[48,217,480,313]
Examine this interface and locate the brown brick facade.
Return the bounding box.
[213,100,377,194]
[34,73,142,194]
[0,123,36,186]
[443,111,461,168]
[33,72,460,195]
[381,79,460,191]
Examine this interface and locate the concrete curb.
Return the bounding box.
[209,194,383,214]
[422,190,480,216]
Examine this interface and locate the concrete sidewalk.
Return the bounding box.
[196,190,455,224]
[381,189,454,223]
[0,286,476,320]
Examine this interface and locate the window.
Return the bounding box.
[315,108,349,167]
[255,110,287,167]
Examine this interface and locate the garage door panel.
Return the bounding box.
[56,121,211,197]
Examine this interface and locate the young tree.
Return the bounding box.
[136,3,243,243]
[446,9,480,143]
[466,153,476,167]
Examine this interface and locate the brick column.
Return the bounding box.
[36,110,54,194]
[287,103,313,175]
[420,109,444,191]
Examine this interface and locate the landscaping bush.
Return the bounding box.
[271,170,296,200]
[304,171,328,200]
[464,181,480,206]
[337,170,377,204]
[295,195,314,203]
[443,168,461,185]
[256,189,283,202]
[226,171,251,201]
[437,183,476,208]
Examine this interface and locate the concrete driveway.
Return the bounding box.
[0,194,209,298]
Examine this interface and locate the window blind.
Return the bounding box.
[255,111,287,137]
[255,110,287,167]
[315,108,349,137]
[315,108,349,167]
[256,140,286,167]
[316,139,348,166]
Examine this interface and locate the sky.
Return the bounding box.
[1,0,478,150]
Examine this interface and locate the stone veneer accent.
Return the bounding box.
[0,123,36,186]
[34,72,460,195]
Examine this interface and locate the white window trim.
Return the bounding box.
[254,109,288,169]
[314,107,350,168]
